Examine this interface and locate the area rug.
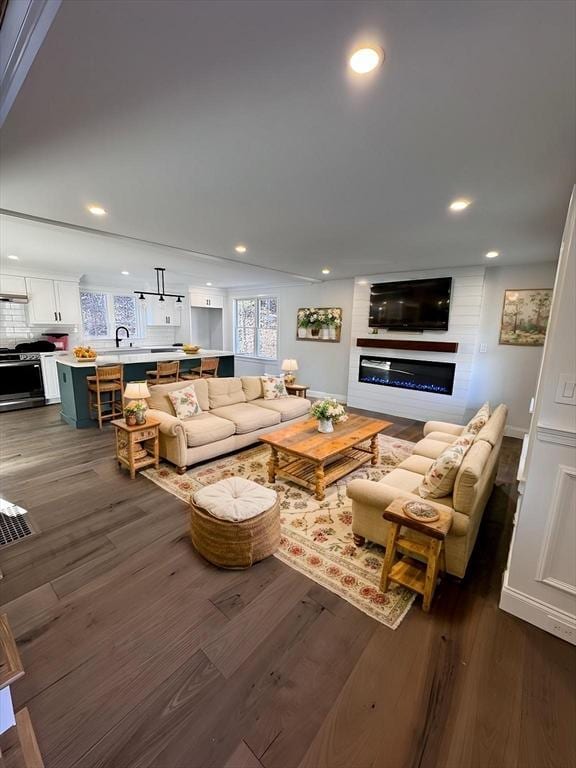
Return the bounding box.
[142,434,416,629]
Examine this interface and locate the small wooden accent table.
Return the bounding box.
[379,498,453,612]
[112,417,160,480]
[285,383,309,398]
[260,415,390,501]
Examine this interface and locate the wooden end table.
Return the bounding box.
[112,417,160,480]
[379,497,453,612]
[260,415,390,501]
[285,383,309,398]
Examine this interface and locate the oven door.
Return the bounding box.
[0,360,46,411]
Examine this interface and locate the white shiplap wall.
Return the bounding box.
[347,267,486,423]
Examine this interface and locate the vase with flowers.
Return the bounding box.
[124,401,147,426]
[310,398,348,433]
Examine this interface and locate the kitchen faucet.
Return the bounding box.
[115,326,130,348]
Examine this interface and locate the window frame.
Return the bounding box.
[233,295,279,362]
[79,289,145,340]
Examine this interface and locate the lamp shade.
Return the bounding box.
[124,382,151,400]
[281,359,298,372]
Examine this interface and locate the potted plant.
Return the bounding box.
[325,309,342,340]
[307,309,322,337]
[310,398,348,433]
[297,309,309,338]
[124,401,147,426]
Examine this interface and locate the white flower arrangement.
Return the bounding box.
[310,398,348,423]
[298,307,342,329]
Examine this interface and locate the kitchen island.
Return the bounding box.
[57,348,234,428]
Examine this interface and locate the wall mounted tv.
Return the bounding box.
[369,277,452,331]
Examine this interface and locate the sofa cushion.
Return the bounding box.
[168,383,202,419]
[453,439,492,514]
[418,434,474,499]
[241,376,263,402]
[261,375,288,400]
[149,379,209,415]
[412,438,453,460]
[211,403,281,434]
[399,455,435,475]
[252,396,311,421]
[378,468,423,494]
[424,431,459,444]
[182,412,236,447]
[465,402,491,434]
[475,403,508,447]
[207,378,246,409]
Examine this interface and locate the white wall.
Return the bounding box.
[500,190,576,644]
[469,262,558,436]
[224,280,354,398]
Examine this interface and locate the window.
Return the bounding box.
[80,291,142,339]
[234,296,278,360]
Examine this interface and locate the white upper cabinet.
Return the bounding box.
[26,278,81,325]
[146,297,182,326]
[189,292,224,309]
[0,275,27,297]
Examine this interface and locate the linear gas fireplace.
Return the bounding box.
[359,355,456,396]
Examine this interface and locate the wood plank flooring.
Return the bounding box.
[0,404,574,768]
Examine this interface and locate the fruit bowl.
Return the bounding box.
[73,346,97,362]
[182,344,200,354]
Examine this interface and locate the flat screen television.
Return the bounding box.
[369,277,452,331]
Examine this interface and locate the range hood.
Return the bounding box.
[0,293,28,304]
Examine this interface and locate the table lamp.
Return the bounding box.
[281,359,298,384]
[124,381,151,409]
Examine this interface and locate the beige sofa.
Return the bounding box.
[347,404,508,578]
[146,377,311,473]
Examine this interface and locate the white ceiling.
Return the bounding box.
[0,0,574,285]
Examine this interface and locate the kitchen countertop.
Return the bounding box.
[56,349,233,367]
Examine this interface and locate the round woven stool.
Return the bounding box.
[190,477,280,569]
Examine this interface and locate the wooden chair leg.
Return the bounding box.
[422,539,443,612]
[379,523,400,592]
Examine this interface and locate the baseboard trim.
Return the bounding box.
[308,390,347,403]
[500,573,576,645]
[505,425,528,439]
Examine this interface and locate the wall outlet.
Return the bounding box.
[555,374,576,405]
[547,615,576,643]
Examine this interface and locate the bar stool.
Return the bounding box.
[146,360,180,384]
[181,357,220,381]
[87,365,124,430]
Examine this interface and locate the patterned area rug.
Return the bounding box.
[142,434,416,629]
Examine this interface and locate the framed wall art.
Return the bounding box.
[297,307,342,342]
[499,288,552,346]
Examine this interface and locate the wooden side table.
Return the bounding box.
[285,383,309,398]
[379,497,452,612]
[112,417,160,480]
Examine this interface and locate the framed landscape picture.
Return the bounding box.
[499,288,552,346]
[297,307,342,342]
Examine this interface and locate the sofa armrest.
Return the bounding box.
[147,409,185,437]
[423,421,464,437]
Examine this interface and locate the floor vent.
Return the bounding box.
[0,512,35,547]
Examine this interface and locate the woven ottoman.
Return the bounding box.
[190,477,280,569]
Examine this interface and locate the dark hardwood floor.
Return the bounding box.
[0,405,574,768]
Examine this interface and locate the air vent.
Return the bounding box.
[0,512,35,546]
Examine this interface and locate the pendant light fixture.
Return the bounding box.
[134,267,185,303]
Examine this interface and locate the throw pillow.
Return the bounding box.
[465,402,491,434]
[418,433,474,499]
[261,375,288,400]
[168,384,202,419]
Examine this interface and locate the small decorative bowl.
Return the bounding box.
[74,355,97,363]
[402,500,439,523]
[183,345,200,354]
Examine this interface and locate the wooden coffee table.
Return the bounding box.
[260,415,391,501]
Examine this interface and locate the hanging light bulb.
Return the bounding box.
[159,295,165,302]
[176,296,182,303]
[138,293,146,301]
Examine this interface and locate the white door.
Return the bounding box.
[26,278,58,324]
[40,354,61,402]
[55,281,81,325]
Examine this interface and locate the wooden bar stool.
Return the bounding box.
[87,365,124,430]
[181,357,220,381]
[146,360,180,384]
[379,497,452,612]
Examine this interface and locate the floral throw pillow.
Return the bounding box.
[418,433,474,499]
[168,384,202,419]
[465,402,491,434]
[261,375,288,400]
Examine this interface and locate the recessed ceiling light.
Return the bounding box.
[121,270,130,275]
[349,47,383,74]
[7,254,19,260]
[449,199,471,212]
[322,268,331,275]
[485,251,499,259]
[206,282,213,286]
[234,244,247,254]
[87,205,106,216]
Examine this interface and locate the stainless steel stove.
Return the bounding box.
[0,349,46,412]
